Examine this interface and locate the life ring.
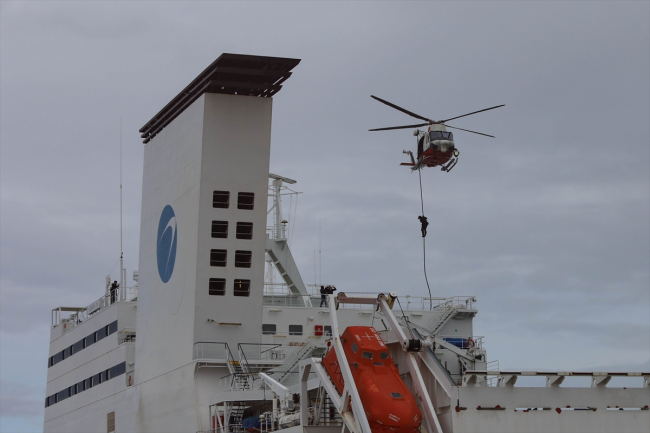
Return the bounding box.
[63,323,67,329]
[128,375,132,386]
[466,338,475,349]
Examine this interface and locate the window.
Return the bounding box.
[73,339,84,354]
[45,362,127,408]
[85,334,95,348]
[209,278,226,296]
[233,279,250,297]
[96,326,106,342]
[289,325,303,336]
[262,324,277,335]
[237,192,255,210]
[351,343,358,353]
[324,326,332,336]
[210,249,227,267]
[63,347,71,359]
[390,392,403,398]
[211,221,228,238]
[213,191,230,208]
[108,320,118,335]
[236,222,253,240]
[429,131,453,141]
[48,357,53,367]
[362,351,373,359]
[52,351,63,365]
[110,362,126,377]
[107,411,116,433]
[234,250,252,268]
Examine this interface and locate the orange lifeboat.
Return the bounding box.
[322,326,422,433]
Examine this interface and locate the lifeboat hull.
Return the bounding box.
[322,326,422,433]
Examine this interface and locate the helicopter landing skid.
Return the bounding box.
[441,150,460,173]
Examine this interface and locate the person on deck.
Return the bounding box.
[418,215,429,237]
[320,285,327,307]
[110,281,119,304]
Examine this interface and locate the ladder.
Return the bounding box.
[226,403,246,433]
[424,299,460,334]
[226,345,251,391]
[271,334,318,384]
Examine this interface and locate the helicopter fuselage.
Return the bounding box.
[417,124,455,167]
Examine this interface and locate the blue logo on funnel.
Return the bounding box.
[157,205,177,283]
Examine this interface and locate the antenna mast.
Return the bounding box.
[119,117,124,301]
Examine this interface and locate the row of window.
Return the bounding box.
[209,190,254,298]
[350,342,390,360]
[44,361,126,408]
[213,191,254,210]
[212,221,253,239]
[261,324,332,336]
[209,278,250,297]
[48,321,118,368]
[210,250,251,268]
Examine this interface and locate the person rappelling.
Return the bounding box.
[418,215,428,237]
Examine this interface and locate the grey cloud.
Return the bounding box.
[1,1,648,429]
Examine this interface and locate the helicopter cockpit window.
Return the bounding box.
[430,131,453,141]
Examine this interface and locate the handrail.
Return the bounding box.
[193,342,230,360]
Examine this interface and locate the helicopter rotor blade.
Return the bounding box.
[371,95,433,122]
[369,123,430,132]
[440,104,505,123]
[445,124,495,138]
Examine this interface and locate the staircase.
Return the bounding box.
[271,334,320,384]
[423,299,460,334]
[390,298,461,341]
[314,387,343,426]
[226,345,252,391]
[226,403,246,433]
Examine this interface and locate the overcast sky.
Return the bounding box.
[1,2,649,432]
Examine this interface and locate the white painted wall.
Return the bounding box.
[134,93,274,431]
[193,93,272,349]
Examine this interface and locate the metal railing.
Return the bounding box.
[118,328,136,345]
[263,291,478,312]
[263,294,322,307]
[194,342,230,360]
[268,333,318,383]
[438,335,485,351]
[56,287,138,334]
[238,343,283,363]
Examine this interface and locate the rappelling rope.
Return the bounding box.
[418,168,433,311]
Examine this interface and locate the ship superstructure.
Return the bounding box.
[44,54,649,433]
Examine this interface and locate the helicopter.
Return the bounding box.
[369,95,504,172]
